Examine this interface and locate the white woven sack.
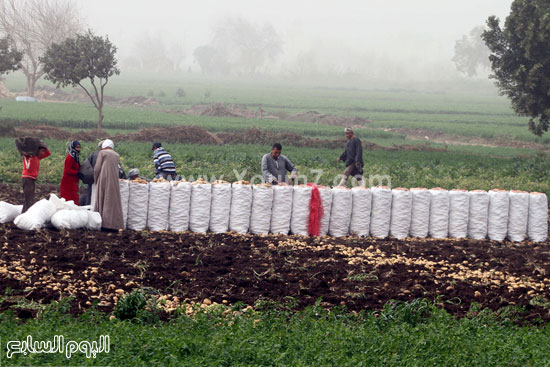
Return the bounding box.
[0,201,22,223]
[51,209,88,229]
[249,185,274,234]
[90,183,97,211]
[49,194,80,211]
[448,190,470,238]
[390,188,412,239]
[209,183,232,233]
[270,185,293,235]
[350,187,371,237]
[169,181,192,232]
[329,187,352,237]
[147,182,171,231]
[429,189,449,239]
[119,180,129,229]
[468,190,489,240]
[319,186,333,236]
[409,188,430,238]
[14,199,57,230]
[507,191,529,242]
[528,192,548,242]
[51,210,101,230]
[229,183,252,234]
[290,185,312,236]
[87,212,102,230]
[370,187,392,238]
[487,190,509,241]
[189,183,212,233]
[127,182,149,231]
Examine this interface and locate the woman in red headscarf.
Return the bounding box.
[60,140,81,205]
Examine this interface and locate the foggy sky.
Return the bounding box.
[73,0,514,79]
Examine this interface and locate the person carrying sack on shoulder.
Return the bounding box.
[18,139,50,213]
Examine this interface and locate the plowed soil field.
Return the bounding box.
[1,184,549,322]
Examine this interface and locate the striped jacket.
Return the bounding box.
[153,148,176,175]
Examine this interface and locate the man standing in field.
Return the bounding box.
[262,143,297,185]
[337,127,364,187]
[152,142,177,181]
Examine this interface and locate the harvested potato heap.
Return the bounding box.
[152,177,168,183]
[131,178,148,184]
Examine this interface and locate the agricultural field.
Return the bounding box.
[2,74,550,365]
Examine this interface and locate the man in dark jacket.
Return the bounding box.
[337,127,364,187]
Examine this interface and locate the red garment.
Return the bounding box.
[60,154,80,205]
[307,183,324,236]
[21,148,51,180]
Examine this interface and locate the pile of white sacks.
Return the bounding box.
[0,194,101,231]
[119,180,548,243]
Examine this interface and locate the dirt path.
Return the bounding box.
[379,127,550,151]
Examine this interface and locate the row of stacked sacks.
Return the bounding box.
[119,179,548,243]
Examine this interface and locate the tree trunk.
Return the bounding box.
[97,105,104,131]
[26,75,35,97]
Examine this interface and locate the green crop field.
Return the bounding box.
[1,138,549,194]
[1,299,550,366]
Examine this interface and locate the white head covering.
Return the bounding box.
[101,139,114,150]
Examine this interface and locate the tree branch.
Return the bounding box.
[77,82,99,110]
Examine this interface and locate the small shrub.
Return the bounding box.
[114,290,147,320]
[176,88,186,98]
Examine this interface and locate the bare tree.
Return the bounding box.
[0,0,82,96]
[210,17,282,75]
